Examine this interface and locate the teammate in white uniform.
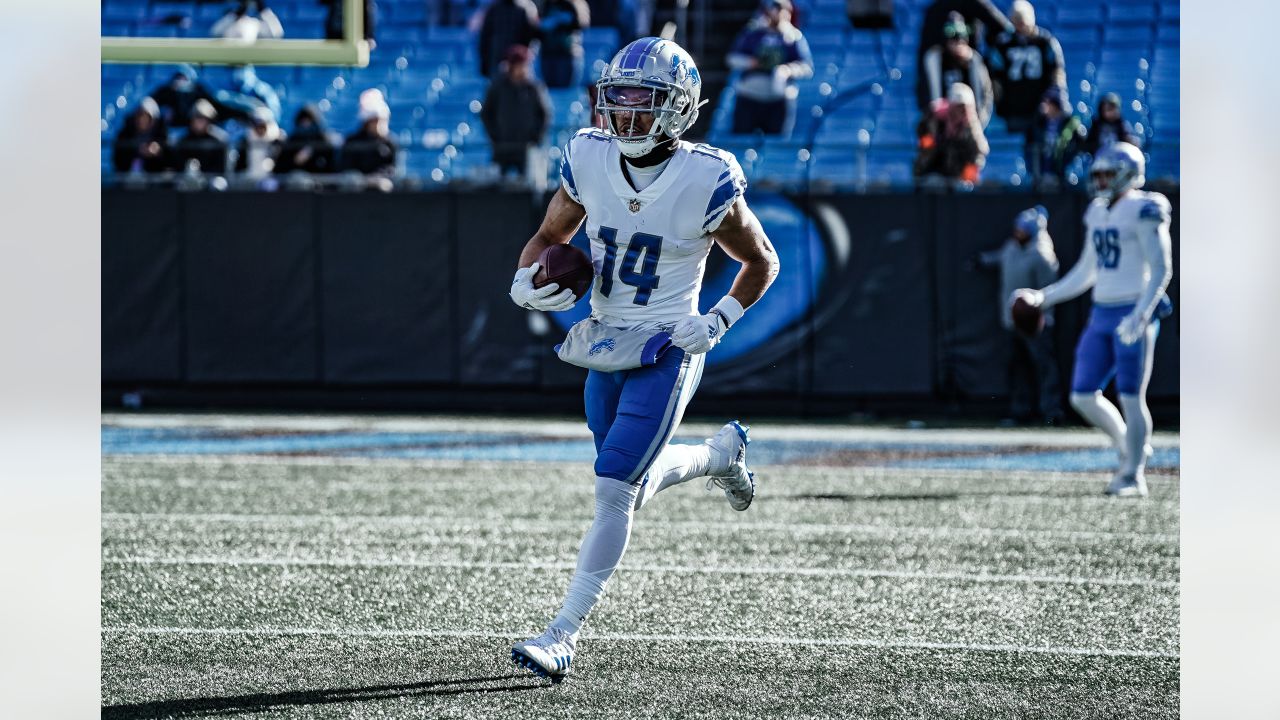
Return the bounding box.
[506,37,780,680]
[1011,142,1173,497]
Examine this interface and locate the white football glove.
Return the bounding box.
[1008,288,1045,309]
[671,312,729,355]
[1116,312,1148,345]
[509,262,576,312]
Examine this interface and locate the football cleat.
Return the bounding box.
[706,420,756,511]
[511,626,576,683]
[1105,470,1148,498]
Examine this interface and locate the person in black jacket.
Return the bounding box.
[479,0,540,80]
[539,0,590,88]
[1025,85,1085,187]
[275,104,339,174]
[172,99,231,174]
[481,45,552,177]
[918,0,1012,58]
[340,89,398,175]
[112,97,171,174]
[1083,92,1138,156]
[147,64,219,131]
[989,0,1066,134]
[919,13,994,127]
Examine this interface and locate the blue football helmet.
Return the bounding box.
[1090,141,1146,200]
[596,37,705,158]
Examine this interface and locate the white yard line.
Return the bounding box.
[103,555,1177,589]
[100,512,1179,543]
[100,625,1178,660]
[102,412,1180,448]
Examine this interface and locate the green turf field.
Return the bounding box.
[102,415,1179,718]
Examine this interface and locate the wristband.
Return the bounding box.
[711,295,745,328]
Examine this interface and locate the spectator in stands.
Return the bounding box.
[340,89,398,175]
[914,82,989,185]
[726,0,814,136]
[322,0,377,49]
[480,45,553,178]
[919,12,993,127]
[918,0,1012,57]
[539,0,590,89]
[148,64,219,130]
[212,65,283,125]
[972,205,1063,425]
[112,97,171,174]
[1084,92,1138,156]
[1025,85,1085,187]
[173,99,231,174]
[989,0,1066,135]
[234,107,286,179]
[479,0,541,80]
[275,104,339,174]
[212,0,284,40]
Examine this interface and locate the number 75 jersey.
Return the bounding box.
[1083,190,1173,304]
[559,128,748,326]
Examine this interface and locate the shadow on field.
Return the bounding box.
[101,673,549,718]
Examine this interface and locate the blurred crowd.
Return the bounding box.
[912,0,1138,189]
[110,0,1144,189]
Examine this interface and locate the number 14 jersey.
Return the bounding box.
[559,128,747,326]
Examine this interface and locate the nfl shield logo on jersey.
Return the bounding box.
[627,198,643,213]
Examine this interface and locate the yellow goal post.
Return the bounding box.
[102,0,369,66]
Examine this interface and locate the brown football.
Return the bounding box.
[1011,296,1045,336]
[533,243,595,301]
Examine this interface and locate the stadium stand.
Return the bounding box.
[101,0,1179,186]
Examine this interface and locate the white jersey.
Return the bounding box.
[559,128,747,326]
[1082,190,1172,304]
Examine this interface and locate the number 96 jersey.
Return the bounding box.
[559,128,748,326]
[1083,190,1172,304]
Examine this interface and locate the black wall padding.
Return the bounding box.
[452,190,544,387]
[101,188,184,382]
[183,192,320,382]
[809,194,936,394]
[319,193,457,383]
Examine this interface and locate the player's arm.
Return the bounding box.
[711,195,781,311]
[1011,233,1096,309]
[671,196,780,354]
[510,187,587,311]
[1117,200,1173,343]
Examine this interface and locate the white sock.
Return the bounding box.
[1070,391,1127,457]
[1118,394,1152,475]
[652,443,717,494]
[549,477,639,638]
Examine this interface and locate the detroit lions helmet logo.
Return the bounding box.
[589,338,616,356]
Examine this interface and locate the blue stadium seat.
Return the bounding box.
[1107,4,1158,25]
[1056,5,1105,27]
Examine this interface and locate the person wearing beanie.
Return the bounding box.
[339,88,398,175]
[480,44,553,178]
[275,104,339,174]
[112,96,172,174]
[919,11,994,127]
[172,98,230,174]
[1025,84,1085,186]
[973,204,1063,424]
[1084,92,1139,156]
[914,82,990,183]
[234,106,286,179]
[726,0,815,135]
[989,0,1066,134]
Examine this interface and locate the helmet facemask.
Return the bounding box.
[1089,144,1145,200]
[598,84,687,158]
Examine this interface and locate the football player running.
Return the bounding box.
[1011,142,1173,497]
[506,37,780,681]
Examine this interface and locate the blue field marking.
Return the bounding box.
[101,426,1179,472]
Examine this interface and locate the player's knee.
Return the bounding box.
[1069,391,1097,412]
[594,448,640,483]
[593,476,638,519]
